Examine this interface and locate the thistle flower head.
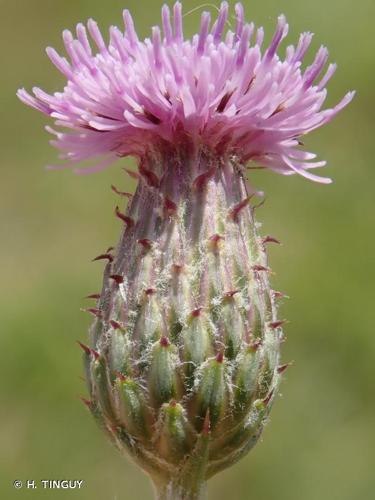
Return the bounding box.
[18,4,353,499]
[18,1,353,182]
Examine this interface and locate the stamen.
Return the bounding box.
[46,47,74,80]
[292,32,313,63]
[123,9,139,47]
[234,3,244,41]
[162,4,173,44]
[87,19,107,54]
[152,26,162,69]
[212,2,229,43]
[303,46,329,88]
[237,23,253,66]
[198,12,211,54]
[266,15,288,60]
[76,23,92,55]
[173,2,183,43]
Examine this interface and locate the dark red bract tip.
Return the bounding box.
[80,397,92,408]
[91,349,100,360]
[269,320,287,329]
[262,235,281,245]
[111,185,133,198]
[191,307,203,318]
[123,168,140,180]
[109,320,122,330]
[252,198,266,211]
[139,163,160,188]
[252,264,270,273]
[85,293,101,299]
[110,274,124,285]
[115,206,134,227]
[145,288,156,296]
[193,167,216,191]
[164,197,177,214]
[209,233,225,243]
[137,238,153,250]
[216,351,224,363]
[228,196,253,221]
[77,341,91,355]
[92,253,114,263]
[82,308,102,318]
[160,336,170,347]
[263,389,275,407]
[208,233,225,251]
[277,362,293,374]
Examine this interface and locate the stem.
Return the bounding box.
[153,478,207,500]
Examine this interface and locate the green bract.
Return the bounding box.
[80,147,286,499]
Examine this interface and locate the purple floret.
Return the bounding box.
[17,1,354,181]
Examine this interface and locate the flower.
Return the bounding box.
[17,2,353,182]
[18,4,354,498]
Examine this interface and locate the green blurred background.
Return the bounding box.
[1,0,374,499]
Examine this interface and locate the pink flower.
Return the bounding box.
[17,2,353,182]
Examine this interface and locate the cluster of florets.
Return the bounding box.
[17,1,353,182]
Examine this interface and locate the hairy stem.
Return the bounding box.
[153,478,207,500]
